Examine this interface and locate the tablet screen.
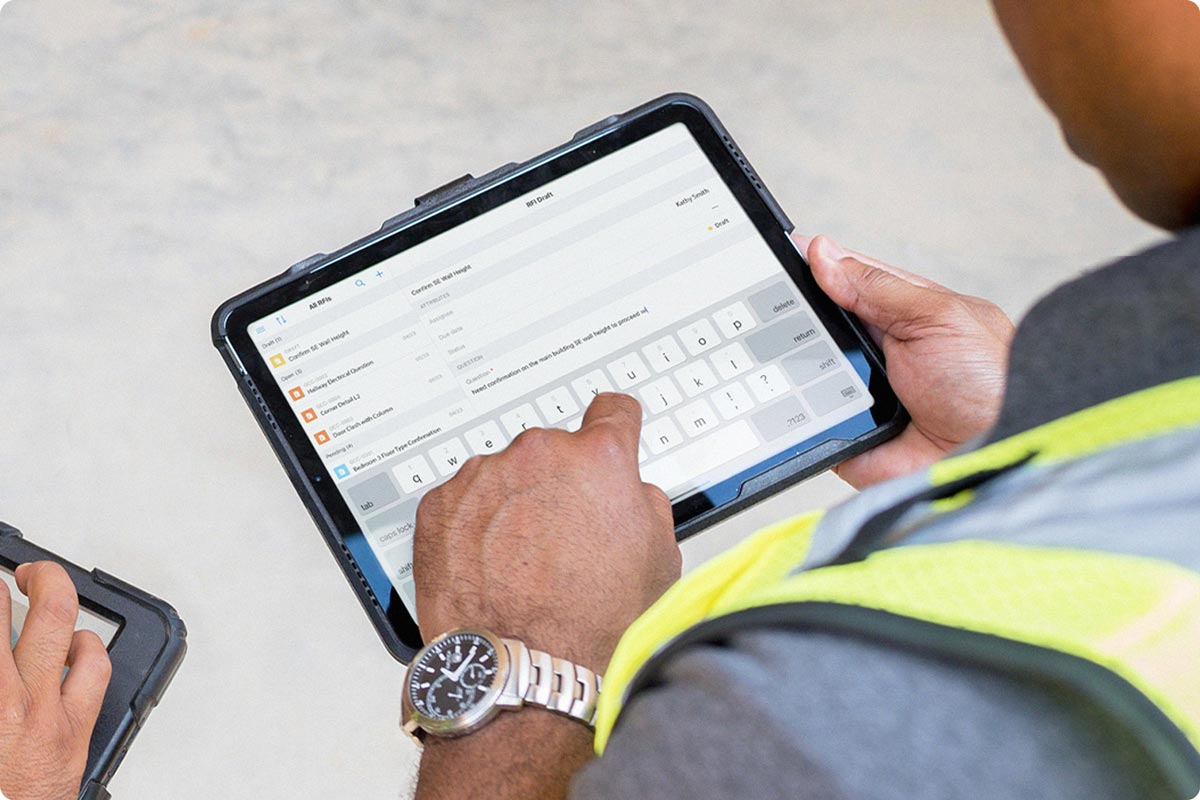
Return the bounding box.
[247,122,874,619]
[3,566,119,650]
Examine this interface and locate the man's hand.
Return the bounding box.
[411,393,680,800]
[1,562,112,800]
[798,233,1014,488]
[413,392,679,674]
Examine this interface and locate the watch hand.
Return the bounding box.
[440,668,456,679]
[451,647,478,681]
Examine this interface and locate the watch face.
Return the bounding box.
[408,631,502,721]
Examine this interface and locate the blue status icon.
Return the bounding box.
[333,464,350,479]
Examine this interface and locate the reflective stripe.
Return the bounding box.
[739,541,1200,757]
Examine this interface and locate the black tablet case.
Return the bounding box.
[0,522,187,800]
[211,93,904,662]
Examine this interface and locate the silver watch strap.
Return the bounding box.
[502,638,602,728]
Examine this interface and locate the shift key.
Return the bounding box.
[745,313,821,362]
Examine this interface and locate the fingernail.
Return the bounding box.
[813,235,848,262]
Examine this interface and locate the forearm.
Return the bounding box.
[415,710,594,800]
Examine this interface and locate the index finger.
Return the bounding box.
[13,562,79,696]
[579,392,644,462]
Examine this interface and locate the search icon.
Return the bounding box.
[354,279,366,288]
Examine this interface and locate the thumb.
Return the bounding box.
[805,234,950,341]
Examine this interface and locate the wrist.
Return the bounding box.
[502,624,616,677]
[416,708,593,800]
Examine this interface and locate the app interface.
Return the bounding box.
[250,123,873,619]
[3,567,120,650]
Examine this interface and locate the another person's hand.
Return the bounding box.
[797,234,1014,489]
[1,562,112,800]
[413,393,680,674]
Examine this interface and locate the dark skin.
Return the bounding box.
[5,2,1199,799]
[413,394,679,800]
[990,0,1200,229]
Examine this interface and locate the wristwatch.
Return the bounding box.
[401,628,602,745]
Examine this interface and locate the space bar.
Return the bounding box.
[640,420,758,499]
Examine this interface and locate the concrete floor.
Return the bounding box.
[0,1,1163,797]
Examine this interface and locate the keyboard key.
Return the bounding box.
[804,371,865,415]
[642,335,686,373]
[713,301,757,338]
[640,420,758,497]
[465,421,507,455]
[674,399,719,438]
[678,319,721,356]
[750,396,811,441]
[389,554,413,585]
[535,386,580,423]
[565,416,583,433]
[710,342,753,380]
[638,377,684,414]
[500,403,544,437]
[571,369,615,406]
[393,561,417,585]
[608,353,651,389]
[748,281,800,322]
[363,500,418,542]
[346,472,401,515]
[638,445,648,464]
[747,365,790,402]
[396,576,416,606]
[782,341,841,386]
[642,417,684,454]
[393,455,436,494]
[673,360,718,397]
[710,382,755,420]
[744,313,821,362]
[429,437,470,477]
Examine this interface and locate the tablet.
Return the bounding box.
[0,522,187,800]
[212,93,905,662]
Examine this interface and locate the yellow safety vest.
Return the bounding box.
[596,376,1200,797]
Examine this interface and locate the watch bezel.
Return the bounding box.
[405,628,511,738]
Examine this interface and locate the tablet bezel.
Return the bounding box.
[213,94,905,662]
[0,523,187,799]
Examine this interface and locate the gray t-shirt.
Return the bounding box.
[571,229,1200,799]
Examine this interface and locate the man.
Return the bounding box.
[3,1,1198,799]
[411,2,1200,798]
